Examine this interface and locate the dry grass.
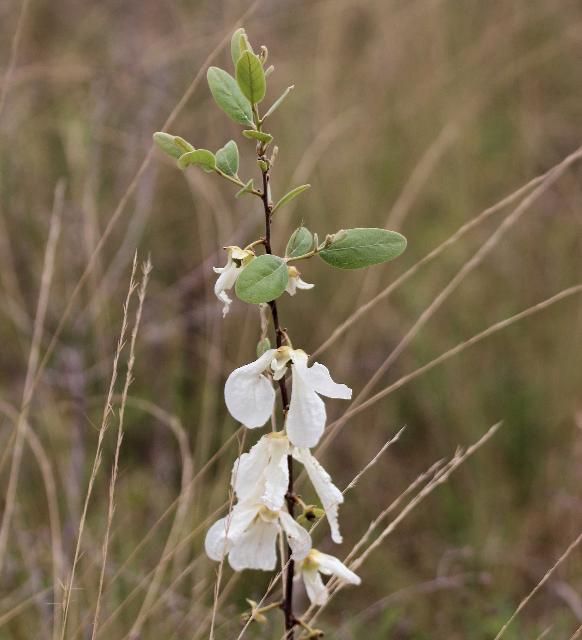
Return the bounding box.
[1,0,582,638]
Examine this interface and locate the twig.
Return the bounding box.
[0,181,64,578]
[92,258,151,639]
[493,530,582,640]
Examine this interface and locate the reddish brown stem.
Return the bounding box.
[259,157,295,639]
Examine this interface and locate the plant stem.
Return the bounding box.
[259,156,295,639]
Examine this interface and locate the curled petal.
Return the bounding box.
[214,263,240,317]
[216,289,233,318]
[293,448,344,543]
[316,551,361,585]
[302,567,328,605]
[285,275,314,297]
[228,519,279,571]
[279,511,311,561]
[303,361,351,400]
[224,349,277,428]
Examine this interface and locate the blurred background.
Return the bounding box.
[1,0,582,638]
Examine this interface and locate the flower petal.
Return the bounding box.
[302,567,328,605]
[304,362,351,400]
[279,511,311,561]
[204,503,258,562]
[295,276,314,290]
[232,437,271,502]
[293,448,344,543]
[214,264,239,298]
[262,435,290,510]
[271,348,292,381]
[216,289,233,318]
[316,551,361,585]
[224,349,277,428]
[228,519,279,571]
[232,434,290,510]
[285,278,298,296]
[286,354,326,448]
[204,517,231,561]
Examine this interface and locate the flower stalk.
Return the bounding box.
[259,152,297,637]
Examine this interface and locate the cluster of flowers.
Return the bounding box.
[205,273,361,604]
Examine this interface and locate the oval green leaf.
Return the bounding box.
[285,227,314,258]
[178,149,216,172]
[318,228,407,269]
[216,140,239,176]
[264,85,294,119]
[272,184,310,214]
[243,129,273,145]
[235,254,289,304]
[153,132,190,159]
[230,28,246,67]
[207,67,254,126]
[173,136,195,154]
[236,51,266,104]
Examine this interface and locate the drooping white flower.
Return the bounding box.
[293,448,344,543]
[284,349,351,448]
[232,432,290,511]
[205,502,311,571]
[285,266,314,296]
[224,347,351,448]
[298,549,361,606]
[213,246,254,317]
[224,349,277,428]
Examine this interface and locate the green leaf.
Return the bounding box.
[236,51,266,104]
[215,140,239,176]
[178,149,216,172]
[235,255,289,304]
[319,228,407,269]
[285,227,314,258]
[153,132,192,159]
[263,85,294,119]
[235,178,255,198]
[173,136,195,154]
[272,184,311,214]
[243,130,273,144]
[207,67,254,126]
[230,28,246,67]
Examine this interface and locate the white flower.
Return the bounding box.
[298,549,361,606]
[293,448,344,543]
[232,432,290,511]
[213,246,254,317]
[224,349,277,428]
[285,266,314,296]
[205,502,311,571]
[224,347,351,448]
[284,349,351,448]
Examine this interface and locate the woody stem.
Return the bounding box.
[259,158,295,639]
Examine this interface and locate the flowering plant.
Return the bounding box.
[154,27,406,638]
